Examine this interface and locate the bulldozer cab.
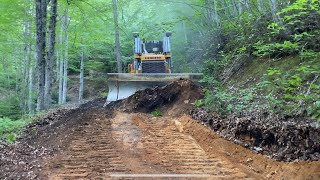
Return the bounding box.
[131,32,172,74]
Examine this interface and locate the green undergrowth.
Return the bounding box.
[0,95,23,120]
[0,116,33,143]
[0,111,48,143]
[229,56,301,87]
[202,56,320,120]
[200,0,320,121]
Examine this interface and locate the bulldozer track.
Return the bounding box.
[131,114,249,179]
[49,117,129,179]
[48,112,250,179]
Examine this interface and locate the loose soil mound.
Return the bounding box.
[191,108,320,162]
[118,79,203,116]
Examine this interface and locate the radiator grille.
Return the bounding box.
[142,61,166,73]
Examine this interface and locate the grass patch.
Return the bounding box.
[151,109,162,117]
[194,99,205,108]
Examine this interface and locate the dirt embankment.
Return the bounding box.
[191,108,320,162]
[181,115,320,180]
[118,79,320,162]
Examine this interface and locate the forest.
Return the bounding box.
[0,0,319,143]
[1,0,320,179]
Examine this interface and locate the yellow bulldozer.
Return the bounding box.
[106,32,202,103]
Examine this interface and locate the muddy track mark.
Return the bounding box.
[48,117,129,179]
[46,111,257,179]
[130,113,250,179]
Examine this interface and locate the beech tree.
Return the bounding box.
[44,0,58,109]
[58,16,64,105]
[35,0,47,112]
[79,45,85,104]
[62,8,69,104]
[112,0,122,73]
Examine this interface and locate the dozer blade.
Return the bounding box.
[106,73,202,103]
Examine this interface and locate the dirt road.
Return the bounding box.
[39,109,320,180]
[44,112,251,179]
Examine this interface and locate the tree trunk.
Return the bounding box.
[182,22,188,44]
[244,0,250,9]
[78,45,85,104]
[35,0,47,112]
[206,0,219,26]
[112,0,122,73]
[62,9,69,104]
[13,47,19,94]
[269,0,279,22]
[231,0,238,16]
[44,0,57,109]
[24,26,32,112]
[213,0,219,25]
[121,9,126,28]
[206,0,214,22]
[21,42,27,112]
[58,16,64,104]
[15,47,22,113]
[28,54,34,114]
[257,0,264,12]
[221,0,231,17]
[21,0,32,113]
[56,41,59,80]
[24,0,34,114]
[238,0,243,15]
